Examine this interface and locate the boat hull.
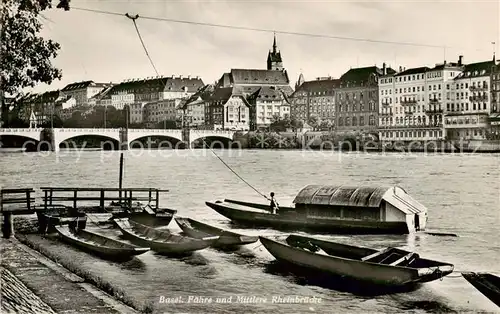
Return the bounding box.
[207,202,409,235]
[462,272,500,307]
[174,217,258,247]
[112,212,174,227]
[114,218,217,255]
[260,236,453,288]
[55,226,149,261]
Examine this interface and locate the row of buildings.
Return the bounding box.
[15,35,500,143]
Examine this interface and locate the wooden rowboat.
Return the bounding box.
[114,218,218,255]
[174,217,258,247]
[36,206,87,234]
[260,234,454,288]
[462,272,500,307]
[109,203,177,227]
[55,225,149,261]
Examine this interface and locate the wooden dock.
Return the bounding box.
[1,187,170,237]
[1,188,36,238]
[40,187,169,211]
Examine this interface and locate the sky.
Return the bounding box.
[34,0,500,93]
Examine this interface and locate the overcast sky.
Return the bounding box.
[35,0,499,93]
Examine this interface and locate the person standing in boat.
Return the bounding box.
[269,192,279,214]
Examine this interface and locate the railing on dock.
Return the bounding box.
[1,188,36,238]
[39,187,169,211]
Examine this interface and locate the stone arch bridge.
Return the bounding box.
[0,128,236,151]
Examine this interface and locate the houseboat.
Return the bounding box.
[205,185,428,235]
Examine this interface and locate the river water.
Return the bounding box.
[0,149,499,313]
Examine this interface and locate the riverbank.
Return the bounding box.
[0,216,142,314]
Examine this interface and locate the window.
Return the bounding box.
[369,115,375,126]
[352,117,357,126]
[359,116,365,126]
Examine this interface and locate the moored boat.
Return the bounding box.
[114,218,218,255]
[55,225,149,261]
[174,217,258,247]
[36,205,87,233]
[260,234,454,288]
[109,202,177,227]
[207,185,428,235]
[462,272,500,307]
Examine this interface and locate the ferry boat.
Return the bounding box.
[206,185,428,235]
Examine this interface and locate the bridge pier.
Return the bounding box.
[40,128,58,152]
[182,128,190,147]
[119,129,129,150]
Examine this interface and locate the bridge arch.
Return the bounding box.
[127,129,183,143]
[54,128,120,150]
[0,128,41,142]
[128,135,183,150]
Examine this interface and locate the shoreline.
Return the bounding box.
[1,216,149,314]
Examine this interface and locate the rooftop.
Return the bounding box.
[227,69,290,85]
[395,67,431,77]
[61,81,111,91]
[454,60,496,80]
[339,66,384,85]
[295,78,340,94]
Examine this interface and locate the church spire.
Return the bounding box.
[273,32,277,53]
[267,32,283,71]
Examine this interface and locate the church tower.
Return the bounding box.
[295,72,305,90]
[267,33,283,71]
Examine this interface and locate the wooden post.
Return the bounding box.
[2,212,13,238]
[119,153,124,203]
[73,190,77,209]
[156,189,159,210]
[100,189,105,209]
[44,190,48,211]
[26,190,31,211]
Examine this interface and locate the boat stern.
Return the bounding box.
[417,265,455,282]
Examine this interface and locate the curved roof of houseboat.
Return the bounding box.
[293,185,427,215]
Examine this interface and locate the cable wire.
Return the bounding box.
[73,6,448,49]
[125,13,159,76]
[191,129,270,201]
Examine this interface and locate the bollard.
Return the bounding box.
[2,212,14,238]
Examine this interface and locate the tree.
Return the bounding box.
[270,114,292,132]
[308,114,320,131]
[319,120,332,131]
[1,0,71,126]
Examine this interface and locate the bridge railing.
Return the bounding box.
[0,128,42,132]
[55,128,120,132]
[190,129,235,134]
[128,129,181,133]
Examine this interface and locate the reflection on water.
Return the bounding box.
[1,150,499,313]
